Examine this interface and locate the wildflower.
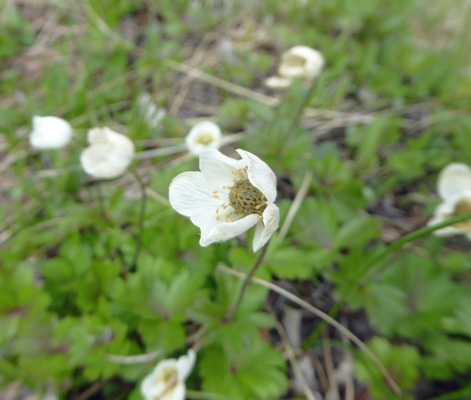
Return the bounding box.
[185,121,222,156]
[138,92,166,129]
[278,46,325,80]
[428,162,471,239]
[80,127,134,179]
[29,116,73,150]
[265,46,325,89]
[141,349,196,400]
[169,148,279,252]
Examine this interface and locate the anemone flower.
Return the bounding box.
[169,148,279,252]
[141,349,196,400]
[185,121,222,156]
[29,116,73,150]
[80,127,134,179]
[428,162,471,240]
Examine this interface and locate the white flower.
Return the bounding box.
[278,46,325,80]
[428,162,471,240]
[141,349,196,400]
[80,127,135,179]
[185,121,222,156]
[138,92,166,129]
[29,116,73,150]
[169,148,279,252]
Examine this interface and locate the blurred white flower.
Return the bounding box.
[80,127,134,179]
[278,46,325,80]
[29,116,73,150]
[138,92,166,129]
[141,349,196,400]
[185,121,222,156]
[265,46,325,89]
[428,162,471,239]
[169,148,279,252]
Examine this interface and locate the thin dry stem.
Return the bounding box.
[268,304,319,400]
[322,331,339,400]
[105,349,163,365]
[218,264,402,396]
[277,170,313,244]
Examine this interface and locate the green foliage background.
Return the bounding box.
[1,0,471,399]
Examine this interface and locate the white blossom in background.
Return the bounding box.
[185,121,222,156]
[29,116,73,150]
[80,127,134,179]
[278,46,325,79]
[265,45,325,89]
[169,148,279,252]
[137,92,166,129]
[141,349,196,400]
[427,162,471,240]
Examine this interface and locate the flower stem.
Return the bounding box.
[223,241,270,322]
[130,168,147,270]
[276,79,318,162]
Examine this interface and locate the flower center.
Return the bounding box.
[286,54,306,67]
[229,179,267,216]
[450,198,471,231]
[196,133,214,145]
[156,367,177,385]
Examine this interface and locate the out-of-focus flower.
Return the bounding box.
[137,92,166,129]
[278,46,324,79]
[169,148,279,252]
[80,127,134,179]
[185,121,222,156]
[428,162,471,239]
[265,46,325,89]
[29,116,73,150]
[141,349,196,400]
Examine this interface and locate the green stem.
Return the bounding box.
[224,242,270,322]
[361,212,471,284]
[130,168,147,270]
[276,79,318,162]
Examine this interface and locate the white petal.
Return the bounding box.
[279,46,325,79]
[200,214,259,247]
[437,163,471,201]
[236,149,277,203]
[166,382,185,400]
[80,145,131,179]
[81,127,134,179]
[176,349,196,381]
[264,76,293,89]
[252,204,280,252]
[185,121,222,156]
[427,200,469,237]
[199,148,245,190]
[141,359,178,400]
[169,172,221,218]
[30,116,73,150]
[88,127,135,155]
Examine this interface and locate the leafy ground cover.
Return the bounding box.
[1,0,471,399]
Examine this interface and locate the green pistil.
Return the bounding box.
[229,179,267,216]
